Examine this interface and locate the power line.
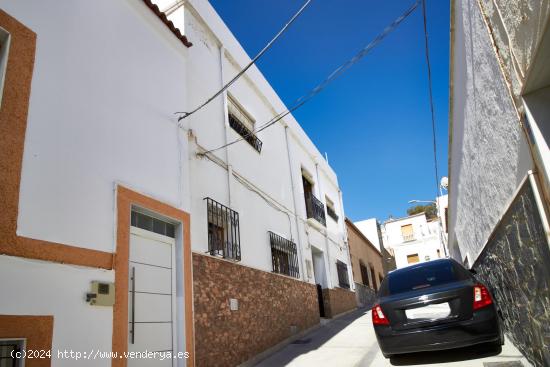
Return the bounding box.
[201,0,420,155]
[421,0,446,256]
[176,0,313,122]
[420,0,440,206]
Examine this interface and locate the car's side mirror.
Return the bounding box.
[469,268,477,275]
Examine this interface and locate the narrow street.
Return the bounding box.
[255,310,531,367]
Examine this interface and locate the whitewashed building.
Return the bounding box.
[0,1,354,366]
[383,213,445,269]
[449,0,550,364]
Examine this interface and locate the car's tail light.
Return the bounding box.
[473,284,493,310]
[372,304,389,325]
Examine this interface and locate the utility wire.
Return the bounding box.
[421,0,446,256]
[420,0,440,207]
[176,0,313,121]
[200,0,420,155]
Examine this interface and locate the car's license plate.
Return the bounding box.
[405,302,451,320]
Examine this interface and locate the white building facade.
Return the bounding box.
[0,1,354,366]
[383,213,445,269]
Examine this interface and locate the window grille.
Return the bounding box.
[269,231,299,278]
[336,260,350,289]
[206,198,241,261]
[227,96,262,152]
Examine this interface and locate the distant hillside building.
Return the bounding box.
[383,213,445,269]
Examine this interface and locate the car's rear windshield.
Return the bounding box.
[380,261,469,296]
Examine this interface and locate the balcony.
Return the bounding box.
[305,192,326,227]
[402,234,416,242]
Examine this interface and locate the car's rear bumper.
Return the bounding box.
[374,307,501,355]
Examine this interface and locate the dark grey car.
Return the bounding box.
[372,258,504,358]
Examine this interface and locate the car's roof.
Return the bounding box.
[387,258,456,277]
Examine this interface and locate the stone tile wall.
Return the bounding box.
[321,287,357,318]
[473,180,550,367]
[193,253,320,367]
[354,282,376,309]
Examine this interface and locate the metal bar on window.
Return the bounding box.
[205,197,241,261]
[269,231,299,278]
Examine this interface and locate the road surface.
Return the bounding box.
[254,309,531,367]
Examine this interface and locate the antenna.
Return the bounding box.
[325,152,329,163]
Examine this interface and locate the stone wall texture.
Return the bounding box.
[473,180,550,367]
[354,282,376,309]
[322,287,357,318]
[449,0,534,262]
[193,253,320,367]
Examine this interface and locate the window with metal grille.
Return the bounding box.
[131,211,175,238]
[336,260,350,289]
[227,96,262,153]
[269,232,299,278]
[0,340,23,367]
[206,198,241,261]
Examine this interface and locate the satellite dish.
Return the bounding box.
[440,177,449,190]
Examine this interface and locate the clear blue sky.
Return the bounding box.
[209,0,450,222]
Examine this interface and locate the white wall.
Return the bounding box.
[0,0,192,253]
[0,1,353,361]
[0,0,192,363]
[182,0,351,286]
[354,218,382,252]
[383,214,445,268]
[0,255,114,367]
[448,0,534,263]
[392,235,444,268]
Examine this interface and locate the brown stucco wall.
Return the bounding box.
[321,287,356,318]
[193,253,320,367]
[345,219,385,291]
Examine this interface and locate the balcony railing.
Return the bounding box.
[305,192,326,226]
[228,113,263,153]
[402,234,416,242]
[206,197,241,261]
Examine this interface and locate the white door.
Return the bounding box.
[128,226,176,367]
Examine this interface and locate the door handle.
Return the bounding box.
[131,266,135,344]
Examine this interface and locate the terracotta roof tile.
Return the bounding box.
[143,0,192,48]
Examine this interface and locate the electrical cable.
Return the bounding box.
[175,0,313,121]
[200,0,420,155]
[421,0,445,255]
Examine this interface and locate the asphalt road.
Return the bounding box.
[254,309,532,367]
